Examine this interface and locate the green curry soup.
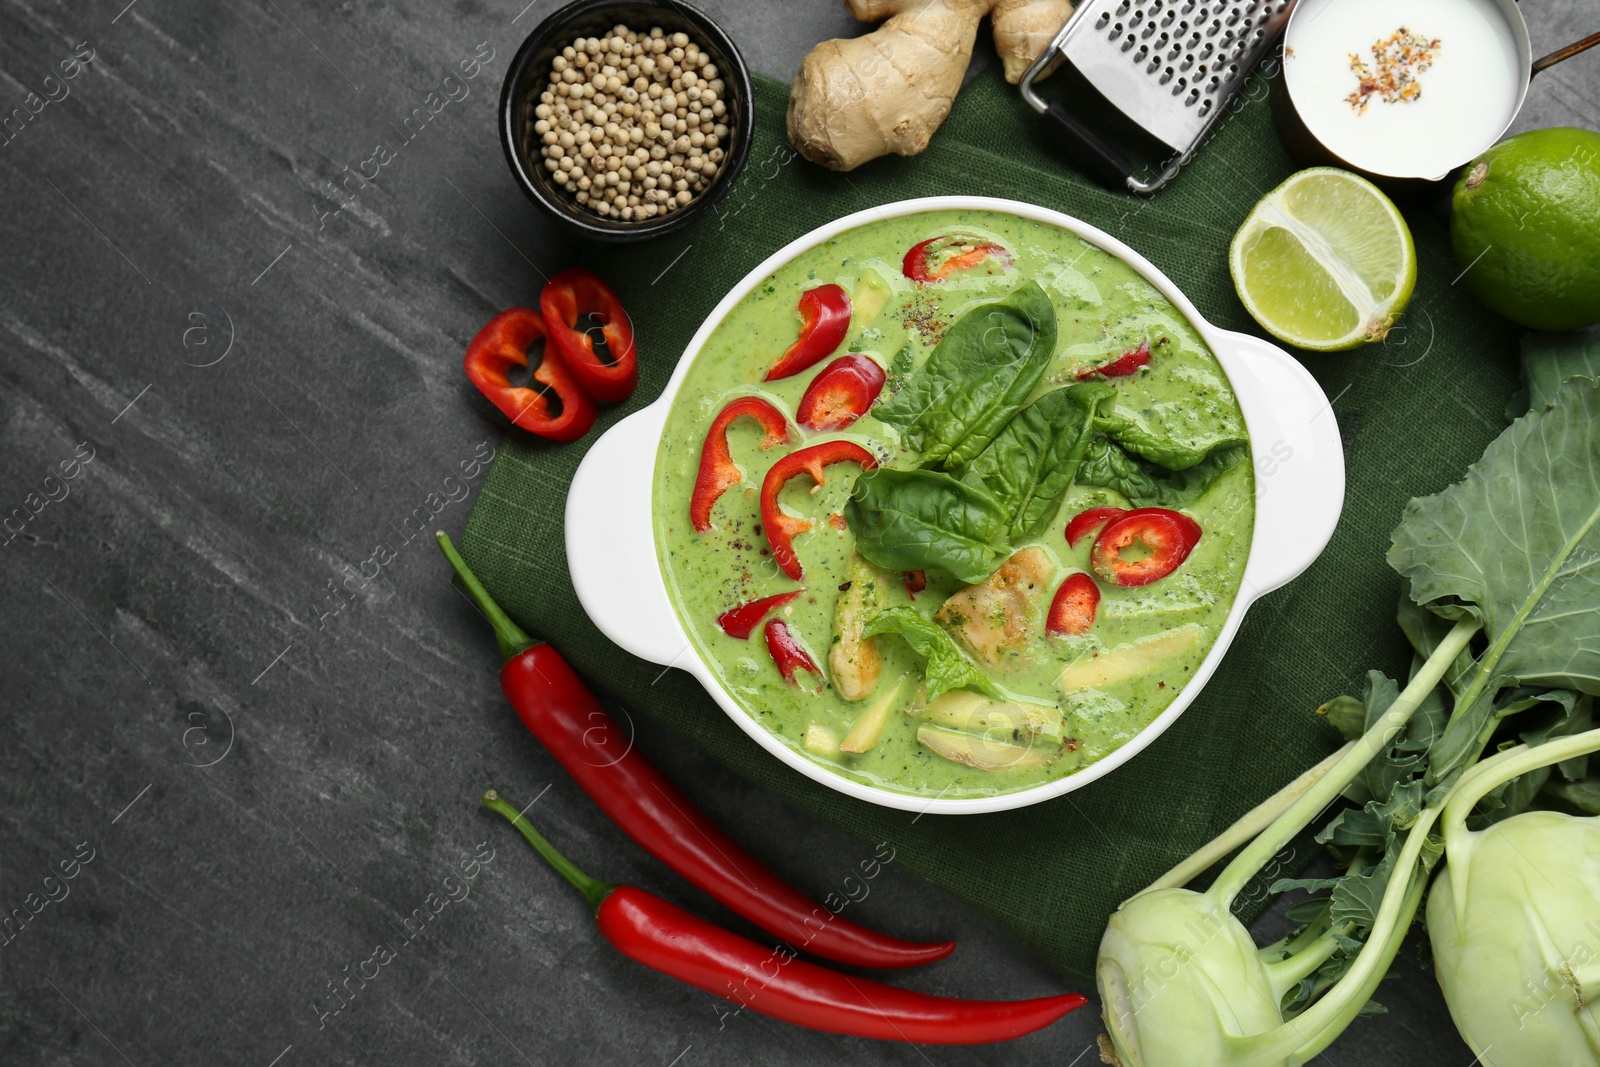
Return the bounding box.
[652,210,1254,799]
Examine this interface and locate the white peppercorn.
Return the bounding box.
[531,24,731,221]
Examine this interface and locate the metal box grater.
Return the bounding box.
[1020,0,1298,194]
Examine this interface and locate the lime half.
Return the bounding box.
[1229,168,1416,351]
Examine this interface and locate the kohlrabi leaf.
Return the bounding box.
[1508,327,1600,418]
[1395,595,1476,701]
[1541,775,1600,815]
[1388,378,1600,697]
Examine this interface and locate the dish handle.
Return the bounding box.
[565,404,689,667]
[1214,328,1347,599]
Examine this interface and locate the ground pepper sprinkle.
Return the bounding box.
[1346,27,1441,114]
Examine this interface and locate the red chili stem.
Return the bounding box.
[437,534,952,970]
[483,788,612,912]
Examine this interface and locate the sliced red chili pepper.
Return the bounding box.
[463,307,598,442]
[902,233,1010,283]
[691,397,791,533]
[439,535,953,970]
[765,284,852,381]
[1091,508,1203,587]
[483,791,1084,1043]
[1075,342,1151,380]
[796,354,887,432]
[903,570,927,598]
[539,267,638,402]
[764,619,821,686]
[1046,573,1100,636]
[760,441,878,580]
[1065,506,1128,548]
[717,590,803,640]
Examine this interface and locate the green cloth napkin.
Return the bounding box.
[461,68,1521,981]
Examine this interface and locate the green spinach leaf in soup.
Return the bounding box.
[962,382,1112,540]
[862,607,1004,703]
[1096,402,1247,471]
[1076,437,1248,509]
[846,468,1010,585]
[875,281,1059,469]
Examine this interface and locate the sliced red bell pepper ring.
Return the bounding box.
[1065,506,1128,548]
[539,267,638,403]
[717,590,803,640]
[764,619,821,686]
[796,354,887,432]
[463,307,598,443]
[1076,342,1151,380]
[691,397,791,533]
[902,233,1010,283]
[1091,508,1203,587]
[765,284,852,381]
[760,441,878,581]
[1046,572,1100,636]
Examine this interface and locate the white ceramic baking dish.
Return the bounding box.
[566,196,1345,815]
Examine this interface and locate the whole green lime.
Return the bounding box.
[1451,126,1600,332]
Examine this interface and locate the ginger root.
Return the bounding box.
[787,0,1073,171]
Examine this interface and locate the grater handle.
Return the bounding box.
[1041,99,1138,192]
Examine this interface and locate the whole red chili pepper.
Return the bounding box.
[1091,508,1203,587]
[902,233,1009,283]
[759,441,878,581]
[717,590,803,640]
[764,618,821,686]
[463,308,598,442]
[1065,506,1128,548]
[765,284,852,381]
[1075,341,1151,380]
[796,354,887,432]
[691,397,791,533]
[539,267,638,403]
[437,533,952,969]
[482,790,1085,1043]
[1046,572,1100,636]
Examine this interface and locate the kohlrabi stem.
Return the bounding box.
[1442,726,1600,836]
[1251,805,1441,1064]
[1206,618,1478,907]
[1138,742,1354,900]
[1263,927,1344,992]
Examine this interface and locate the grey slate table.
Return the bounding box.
[3,2,1596,1064]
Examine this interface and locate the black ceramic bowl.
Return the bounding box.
[499,0,754,242]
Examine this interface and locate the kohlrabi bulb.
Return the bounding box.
[1428,810,1600,1067]
[1097,888,1287,1067]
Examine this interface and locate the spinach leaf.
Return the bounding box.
[862,606,1003,702]
[963,383,1110,539]
[1099,408,1247,471]
[1508,327,1600,418]
[846,468,1009,584]
[874,282,1058,469]
[1388,377,1600,696]
[1075,436,1246,508]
